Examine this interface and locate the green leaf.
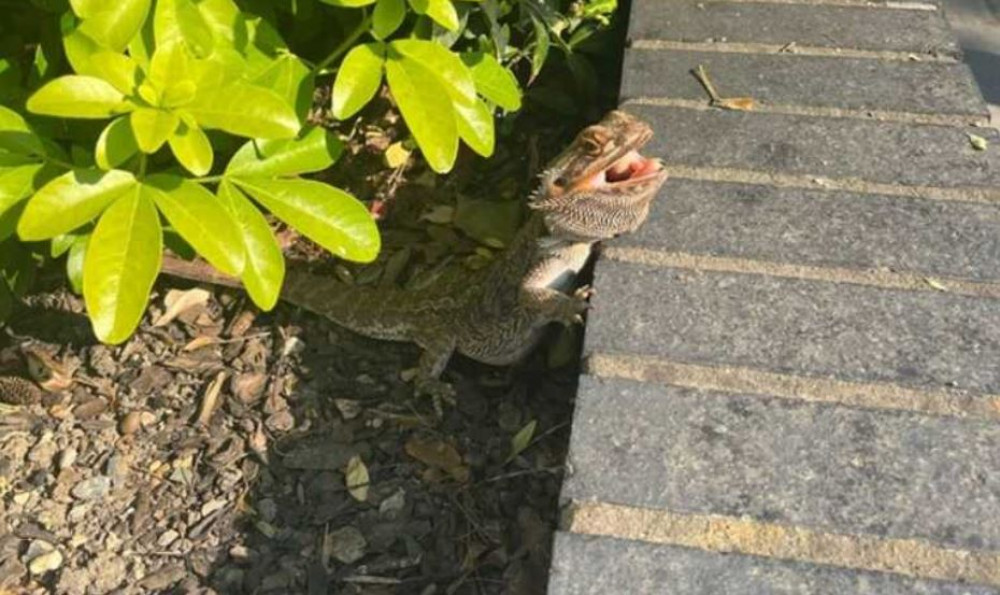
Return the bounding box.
[385,56,458,173]
[67,233,89,293]
[27,75,133,119]
[372,0,406,39]
[83,185,162,343]
[234,178,379,263]
[130,108,179,153]
[389,39,475,102]
[187,82,300,139]
[528,15,549,81]
[0,164,44,219]
[461,52,521,111]
[506,419,536,462]
[332,43,385,120]
[95,117,139,169]
[18,169,136,240]
[226,127,343,178]
[408,0,458,31]
[154,0,215,57]
[0,105,46,157]
[319,0,377,6]
[145,174,244,275]
[218,180,283,310]
[62,21,104,75]
[453,96,493,157]
[168,121,213,176]
[86,52,142,95]
[252,54,314,122]
[77,0,152,51]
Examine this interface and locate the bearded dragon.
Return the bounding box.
[163,111,668,401]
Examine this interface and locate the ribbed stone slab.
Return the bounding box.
[549,533,1000,594]
[621,49,987,117]
[585,262,1000,393]
[562,375,1000,550]
[630,104,1000,188]
[628,0,958,56]
[618,179,1000,281]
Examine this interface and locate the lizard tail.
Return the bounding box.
[160,255,414,341]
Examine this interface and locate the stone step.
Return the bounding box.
[617,178,1000,281]
[549,533,1000,594]
[622,48,987,117]
[628,0,959,56]
[628,103,1000,189]
[562,375,1000,550]
[584,262,1000,393]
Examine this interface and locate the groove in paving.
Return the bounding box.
[550,533,999,595]
[586,353,1000,419]
[565,502,1000,587]
[628,0,956,55]
[601,247,1000,298]
[620,179,1000,282]
[662,165,1000,204]
[630,40,958,62]
[714,0,938,9]
[625,98,986,127]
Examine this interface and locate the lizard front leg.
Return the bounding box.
[518,284,593,326]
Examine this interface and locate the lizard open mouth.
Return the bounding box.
[582,150,664,189]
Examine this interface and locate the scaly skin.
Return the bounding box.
[163,110,669,401]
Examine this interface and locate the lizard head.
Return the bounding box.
[530,110,668,242]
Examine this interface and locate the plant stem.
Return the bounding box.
[138,154,148,178]
[313,11,372,75]
[193,175,224,184]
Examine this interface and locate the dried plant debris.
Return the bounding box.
[0,274,575,595]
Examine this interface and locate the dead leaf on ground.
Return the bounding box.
[195,371,227,425]
[345,455,370,502]
[968,133,988,151]
[23,347,74,392]
[404,435,469,483]
[713,97,756,111]
[154,288,211,327]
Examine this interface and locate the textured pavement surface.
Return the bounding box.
[548,0,1000,592]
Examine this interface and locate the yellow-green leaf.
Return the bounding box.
[27,75,133,119]
[226,127,343,178]
[389,39,475,102]
[461,52,521,111]
[18,169,136,240]
[252,54,313,121]
[372,0,406,39]
[319,0,378,6]
[345,455,369,502]
[187,82,299,139]
[234,178,379,263]
[217,180,283,310]
[77,0,152,51]
[168,121,213,176]
[385,56,458,173]
[0,165,44,218]
[0,105,45,156]
[86,52,142,95]
[83,185,162,343]
[95,117,139,169]
[454,96,494,157]
[408,0,458,31]
[507,419,536,462]
[147,40,192,90]
[332,43,385,120]
[130,108,179,152]
[145,174,244,275]
[67,233,89,294]
[154,0,215,57]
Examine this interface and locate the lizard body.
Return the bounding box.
[166,110,669,398]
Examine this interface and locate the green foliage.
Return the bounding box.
[0,0,617,343]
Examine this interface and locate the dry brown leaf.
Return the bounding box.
[183,336,217,351]
[404,435,469,483]
[714,97,756,111]
[195,371,227,425]
[154,288,211,327]
[23,347,74,391]
[345,455,370,502]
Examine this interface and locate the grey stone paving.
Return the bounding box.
[550,0,1000,591]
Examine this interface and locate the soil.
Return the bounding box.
[0,112,587,594]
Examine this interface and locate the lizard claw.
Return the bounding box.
[415,377,457,417]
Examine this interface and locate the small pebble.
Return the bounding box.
[28,550,63,574]
[328,526,367,564]
[119,411,143,435]
[71,476,111,501]
[157,529,180,548]
[57,447,77,470]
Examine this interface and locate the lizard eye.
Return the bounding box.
[580,128,607,155]
[552,175,568,187]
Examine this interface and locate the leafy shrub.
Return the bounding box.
[0,0,617,343]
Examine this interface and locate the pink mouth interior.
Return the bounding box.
[588,150,663,187]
